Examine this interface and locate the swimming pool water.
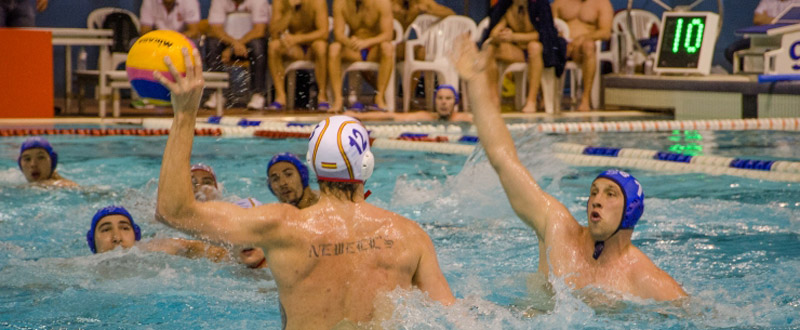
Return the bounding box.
[0,127,798,329]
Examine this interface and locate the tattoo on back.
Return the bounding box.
[308,236,394,258]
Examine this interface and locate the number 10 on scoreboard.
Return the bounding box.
[655,12,720,75]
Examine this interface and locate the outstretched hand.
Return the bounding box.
[448,33,490,82]
[154,47,205,116]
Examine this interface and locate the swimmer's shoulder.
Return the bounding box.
[358,202,422,228]
[249,202,304,225]
[623,246,688,300]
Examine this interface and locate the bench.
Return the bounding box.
[104,70,229,117]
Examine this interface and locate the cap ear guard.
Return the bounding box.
[361,150,374,182]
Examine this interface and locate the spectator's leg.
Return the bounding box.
[311,40,329,104]
[493,41,526,110]
[328,42,344,112]
[578,40,596,112]
[203,38,228,108]
[205,38,227,72]
[522,40,543,113]
[373,41,395,110]
[268,39,288,105]
[247,38,267,96]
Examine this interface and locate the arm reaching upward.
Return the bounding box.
[449,35,571,240]
[154,48,293,248]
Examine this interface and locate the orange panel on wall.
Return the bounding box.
[0,28,54,118]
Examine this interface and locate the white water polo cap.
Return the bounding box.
[307,116,374,183]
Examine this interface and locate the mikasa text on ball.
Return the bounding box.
[125,30,197,105]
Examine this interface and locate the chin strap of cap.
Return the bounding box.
[593,241,605,260]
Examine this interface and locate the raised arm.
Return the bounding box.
[450,35,569,239]
[154,48,292,248]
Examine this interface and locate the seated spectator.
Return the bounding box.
[726,0,800,64]
[139,0,202,39]
[267,0,330,111]
[17,137,77,187]
[486,0,545,113]
[552,0,613,111]
[754,0,800,24]
[344,84,472,122]
[328,0,395,112]
[204,0,271,110]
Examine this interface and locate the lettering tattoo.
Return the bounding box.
[308,236,394,258]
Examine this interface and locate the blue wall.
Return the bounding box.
[36,0,755,98]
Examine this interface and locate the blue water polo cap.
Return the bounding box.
[266,152,309,195]
[434,84,459,104]
[594,169,644,229]
[86,205,142,253]
[18,137,58,172]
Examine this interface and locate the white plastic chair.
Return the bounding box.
[77,7,140,116]
[475,17,489,42]
[404,14,440,42]
[341,19,403,112]
[283,16,333,110]
[86,7,140,72]
[610,9,661,72]
[554,17,607,110]
[400,15,476,112]
[396,14,442,111]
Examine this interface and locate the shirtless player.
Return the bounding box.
[155,47,454,329]
[328,0,395,112]
[551,0,613,111]
[267,0,330,110]
[487,0,544,113]
[451,34,687,302]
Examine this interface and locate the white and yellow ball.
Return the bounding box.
[125,30,196,105]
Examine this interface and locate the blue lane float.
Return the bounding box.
[552,143,800,182]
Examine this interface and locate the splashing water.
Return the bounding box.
[1,128,798,329]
